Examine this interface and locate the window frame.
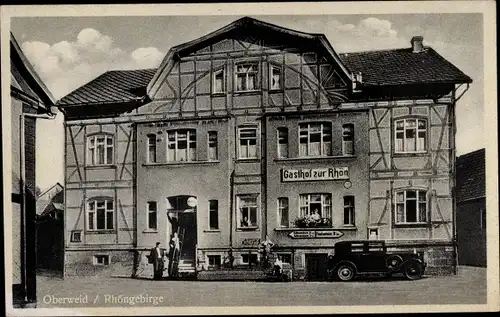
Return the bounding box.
[276,253,292,264]
[147,133,157,163]
[394,189,428,225]
[237,194,259,230]
[207,131,218,161]
[237,126,258,160]
[212,68,226,94]
[277,127,289,159]
[343,195,355,226]
[70,230,82,242]
[277,197,289,228]
[342,124,355,156]
[234,62,260,92]
[166,129,197,162]
[207,255,222,268]
[394,117,428,154]
[87,133,114,166]
[93,254,110,266]
[269,64,283,91]
[87,197,115,231]
[241,253,258,265]
[209,199,219,230]
[298,193,332,224]
[298,122,332,157]
[147,201,157,231]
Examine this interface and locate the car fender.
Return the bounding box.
[403,258,425,267]
[333,260,358,273]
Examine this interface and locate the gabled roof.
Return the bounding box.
[10,33,56,107]
[57,69,156,107]
[456,148,485,203]
[340,47,472,86]
[147,16,353,97]
[38,182,63,199]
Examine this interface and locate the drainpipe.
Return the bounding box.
[19,106,58,304]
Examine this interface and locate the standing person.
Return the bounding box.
[149,242,165,280]
[168,233,181,278]
[274,255,283,278]
[261,235,275,267]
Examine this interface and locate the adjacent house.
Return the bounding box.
[57,17,471,280]
[36,183,64,273]
[10,33,57,307]
[456,148,486,267]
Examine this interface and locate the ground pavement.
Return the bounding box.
[34,266,486,308]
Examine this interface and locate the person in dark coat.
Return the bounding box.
[149,242,165,280]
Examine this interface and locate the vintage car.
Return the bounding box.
[327,240,426,281]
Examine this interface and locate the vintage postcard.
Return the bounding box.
[2,1,498,316]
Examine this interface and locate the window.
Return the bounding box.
[369,228,379,240]
[147,201,157,230]
[343,196,355,226]
[299,123,331,157]
[213,69,225,94]
[207,255,221,268]
[208,131,218,161]
[241,253,258,265]
[238,127,257,159]
[238,195,258,228]
[277,128,288,158]
[277,253,292,264]
[70,230,82,242]
[299,194,332,220]
[88,198,114,230]
[277,197,289,228]
[209,200,219,230]
[395,189,427,224]
[167,129,196,162]
[93,254,109,266]
[235,63,259,91]
[87,134,114,165]
[342,124,354,155]
[395,118,427,153]
[147,134,157,163]
[269,65,282,90]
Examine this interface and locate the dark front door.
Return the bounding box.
[179,212,197,260]
[306,254,328,281]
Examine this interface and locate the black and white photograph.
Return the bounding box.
[2,2,498,315]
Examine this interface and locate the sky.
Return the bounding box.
[10,14,484,191]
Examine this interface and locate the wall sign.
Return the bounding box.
[281,167,349,182]
[242,238,261,246]
[288,230,344,239]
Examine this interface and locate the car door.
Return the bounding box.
[365,242,387,272]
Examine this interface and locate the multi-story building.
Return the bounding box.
[456,148,486,267]
[10,33,56,306]
[58,17,471,279]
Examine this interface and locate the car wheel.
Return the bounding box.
[336,263,356,281]
[386,255,403,270]
[404,261,423,280]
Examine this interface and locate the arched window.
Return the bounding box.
[87,197,114,230]
[167,129,196,162]
[395,189,428,223]
[87,134,114,165]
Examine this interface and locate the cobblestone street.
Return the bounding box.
[34,266,487,308]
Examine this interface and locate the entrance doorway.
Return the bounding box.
[305,254,328,281]
[166,195,198,266]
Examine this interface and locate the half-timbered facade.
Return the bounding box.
[58,17,471,279]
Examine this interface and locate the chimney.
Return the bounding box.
[411,36,424,53]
